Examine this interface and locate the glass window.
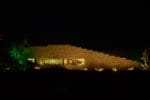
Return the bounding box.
[41,59,63,65]
[65,58,85,65]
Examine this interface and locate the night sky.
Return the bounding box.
[1,5,149,51]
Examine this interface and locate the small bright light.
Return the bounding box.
[141,64,145,68]
[5,67,10,71]
[34,67,41,70]
[112,67,117,72]
[83,68,88,71]
[95,68,104,72]
[128,67,134,71]
[27,58,35,63]
[40,62,43,65]
[64,59,68,64]
[63,58,85,65]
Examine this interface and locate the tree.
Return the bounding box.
[9,43,33,71]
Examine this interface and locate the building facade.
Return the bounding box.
[27,44,141,71]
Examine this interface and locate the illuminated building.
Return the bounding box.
[27,44,141,71]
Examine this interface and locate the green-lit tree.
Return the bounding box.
[9,43,33,71]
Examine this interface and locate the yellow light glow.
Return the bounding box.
[127,67,134,71]
[64,59,68,64]
[112,67,117,72]
[34,66,41,70]
[65,58,85,65]
[39,61,43,65]
[95,68,104,72]
[83,68,88,71]
[40,59,63,65]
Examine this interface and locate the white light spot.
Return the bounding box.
[112,67,117,72]
[27,58,35,63]
[128,67,134,71]
[34,67,41,70]
[95,68,104,72]
[83,68,88,71]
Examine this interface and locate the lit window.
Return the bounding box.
[75,59,85,65]
[64,59,67,64]
[65,58,85,65]
[41,59,63,65]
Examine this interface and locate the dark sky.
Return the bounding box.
[1,5,149,50]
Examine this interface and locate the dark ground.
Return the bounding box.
[0,69,150,99]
